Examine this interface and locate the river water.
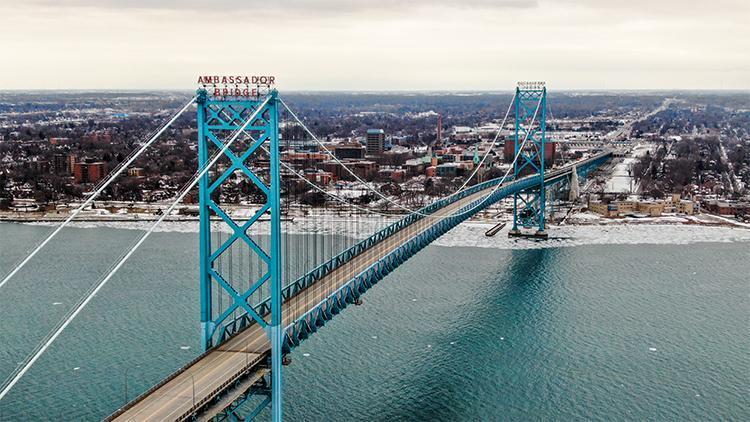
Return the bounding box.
[0,222,747,421]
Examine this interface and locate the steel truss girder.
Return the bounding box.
[212,375,272,422]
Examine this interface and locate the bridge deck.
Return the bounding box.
[109,184,490,421]
[109,154,609,421]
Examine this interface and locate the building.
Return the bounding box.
[73,162,107,184]
[304,170,334,186]
[588,193,696,218]
[451,126,474,141]
[663,193,695,215]
[53,154,68,174]
[334,142,365,160]
[436,163,465,178]
[280,151,327,169]
[378,167,406,183]
[48,137,70,145]
[366,129,385,156]
[67,154,77,175]
[51,154,78,175]
[404,156,436,176]
[322,160,378,181]
[702,199,749,216]
[588,200,664,217]
[128,167,144,178]
[504,139,556,166]
[30,159,50,174]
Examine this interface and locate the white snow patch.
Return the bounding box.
[434,222,750,249]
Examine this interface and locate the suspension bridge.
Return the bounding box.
[0,81,611,421]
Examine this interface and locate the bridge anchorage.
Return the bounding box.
[0,78,612,422]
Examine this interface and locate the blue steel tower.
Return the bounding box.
[509,82,548,238]
[196,87,284,421]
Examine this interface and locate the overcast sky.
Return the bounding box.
[1,0,748,90]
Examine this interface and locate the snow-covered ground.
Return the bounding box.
[604,143,653,193]
[605,157,635,193]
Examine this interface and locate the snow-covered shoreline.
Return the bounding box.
[18,217,750,250]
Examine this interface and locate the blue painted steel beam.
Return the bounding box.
[512,86,547,233]
[196,89,283,421]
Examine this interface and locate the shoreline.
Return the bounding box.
[2,210,747,229]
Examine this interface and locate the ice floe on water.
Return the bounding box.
[434,222,750,250]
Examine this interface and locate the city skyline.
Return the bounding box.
[1,0,748,91]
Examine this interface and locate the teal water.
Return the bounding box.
[0,223,748,421]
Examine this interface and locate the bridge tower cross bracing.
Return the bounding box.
[196,87,283,421]
[509,82,548,238]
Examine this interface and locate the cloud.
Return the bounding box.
[1,0,747,89]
